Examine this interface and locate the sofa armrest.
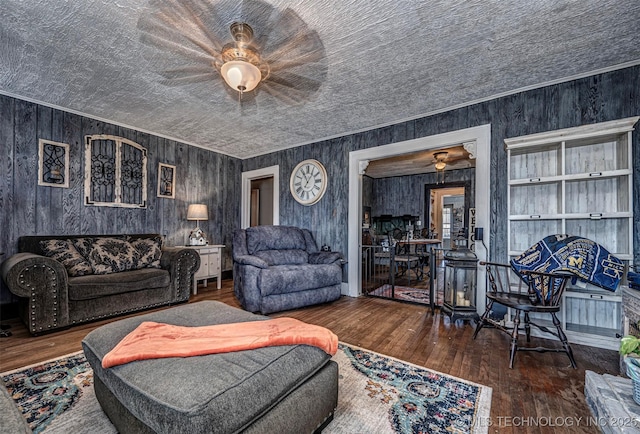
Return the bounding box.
[0,253,70,334]
[309,251,342,265]
[160,247,200,303]
[233,254,269,269]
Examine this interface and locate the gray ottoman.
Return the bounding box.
[82,301,338,434]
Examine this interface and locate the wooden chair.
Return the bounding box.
[473,261,577,369]
[388,233,422,280]
[414,242,432,280]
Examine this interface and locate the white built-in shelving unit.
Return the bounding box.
[505,116,639,350]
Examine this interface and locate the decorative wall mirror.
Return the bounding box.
[84,135,147,208]
[424,181,471,250]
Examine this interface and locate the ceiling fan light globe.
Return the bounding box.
[221,60,261,93]
[434,161,446,171]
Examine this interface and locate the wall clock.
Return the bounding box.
[289,159,328,205]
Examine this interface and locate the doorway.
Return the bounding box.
[347,124,491,310]
[241,165,280,229]
[425,182,470,250]
[250,177,274,226]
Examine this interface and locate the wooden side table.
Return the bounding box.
[185,245,224,295]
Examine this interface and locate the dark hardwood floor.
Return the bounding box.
[0,279,620,433]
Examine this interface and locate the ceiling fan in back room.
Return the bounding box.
[137,0,328,105]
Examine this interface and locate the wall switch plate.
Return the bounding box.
[475,227,483,241]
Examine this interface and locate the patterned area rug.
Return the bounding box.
[2,344,491,434]
[369,284,444,306]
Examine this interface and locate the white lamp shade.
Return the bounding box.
[220,60,261,92]
[187,204,208,221]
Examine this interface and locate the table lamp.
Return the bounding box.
[187,204,208,245]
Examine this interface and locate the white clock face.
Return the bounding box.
[290,159,327,205]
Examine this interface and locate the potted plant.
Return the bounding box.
[620,335,640,405]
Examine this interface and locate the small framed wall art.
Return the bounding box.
[157,163,176,198]
[38,139,70,188]
[362,206,371,228]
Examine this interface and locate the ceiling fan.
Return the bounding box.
[137,0,328,104]
[433,151,448,171]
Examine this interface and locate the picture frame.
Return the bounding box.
[157,163,176,198]
[38,139,70,188]
[362,206,371,228]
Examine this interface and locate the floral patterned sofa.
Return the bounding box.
[0,234,199,334]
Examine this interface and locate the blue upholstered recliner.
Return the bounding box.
[232,225,343,314]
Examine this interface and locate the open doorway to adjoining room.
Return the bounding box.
[250,177,274,227]
[241,165,279,229]
[347,124,491,316]
[425,182,470,250]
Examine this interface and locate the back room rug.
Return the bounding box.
[2,344,491,434]
[369,284,444,307]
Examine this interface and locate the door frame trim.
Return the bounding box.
[347,124,491,311]
[241,165,279,229]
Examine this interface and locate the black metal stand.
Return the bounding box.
[0,324,11,338]
[441,304,479,323]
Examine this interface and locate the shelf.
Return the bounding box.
[565,175,630,214]
[565,218,631,256]
[566,323,620,339]
[564,134,629,174]
[509,143,561,181]
[565,287,621,298]
[510,182,561,215]
[505,117,637,350]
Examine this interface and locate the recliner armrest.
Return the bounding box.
[309,251,342,265]
[234,255,269,269]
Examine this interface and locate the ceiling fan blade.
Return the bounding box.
[139,33,218,64]
[259,84,305,106]
[138,0,226,63]
[156,65,220,85]
[266,48,327,73]
[159,74,220,86]
[160,65,217,78]
[260,73,325,105]
[263,22,324,60]
[267,71,323,93]
[138,0,328,105]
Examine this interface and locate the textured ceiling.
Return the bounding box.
[1,0,639,159]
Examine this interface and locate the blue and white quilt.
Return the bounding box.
[510,234,625,294]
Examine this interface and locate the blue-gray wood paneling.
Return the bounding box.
[1,65,638,306]
[243,65,640,269]
[371,168,475,222]
[0,95,240,304]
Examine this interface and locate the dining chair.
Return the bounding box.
[388,232,422,280]
[473,261,577,369]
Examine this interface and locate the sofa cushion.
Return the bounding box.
[255,249,309,266]
[259,264,341,296]
[129,236,162,269]
[74,238,141,275]
[39,239,93,277]
[246,226,307,254]
[68,268,170,300]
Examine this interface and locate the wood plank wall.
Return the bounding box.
[1,66,638,306]
[370,168,475,220]
[0,95,241,305]
[242,65,640,268]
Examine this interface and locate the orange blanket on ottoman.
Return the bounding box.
[102,317,338,368]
